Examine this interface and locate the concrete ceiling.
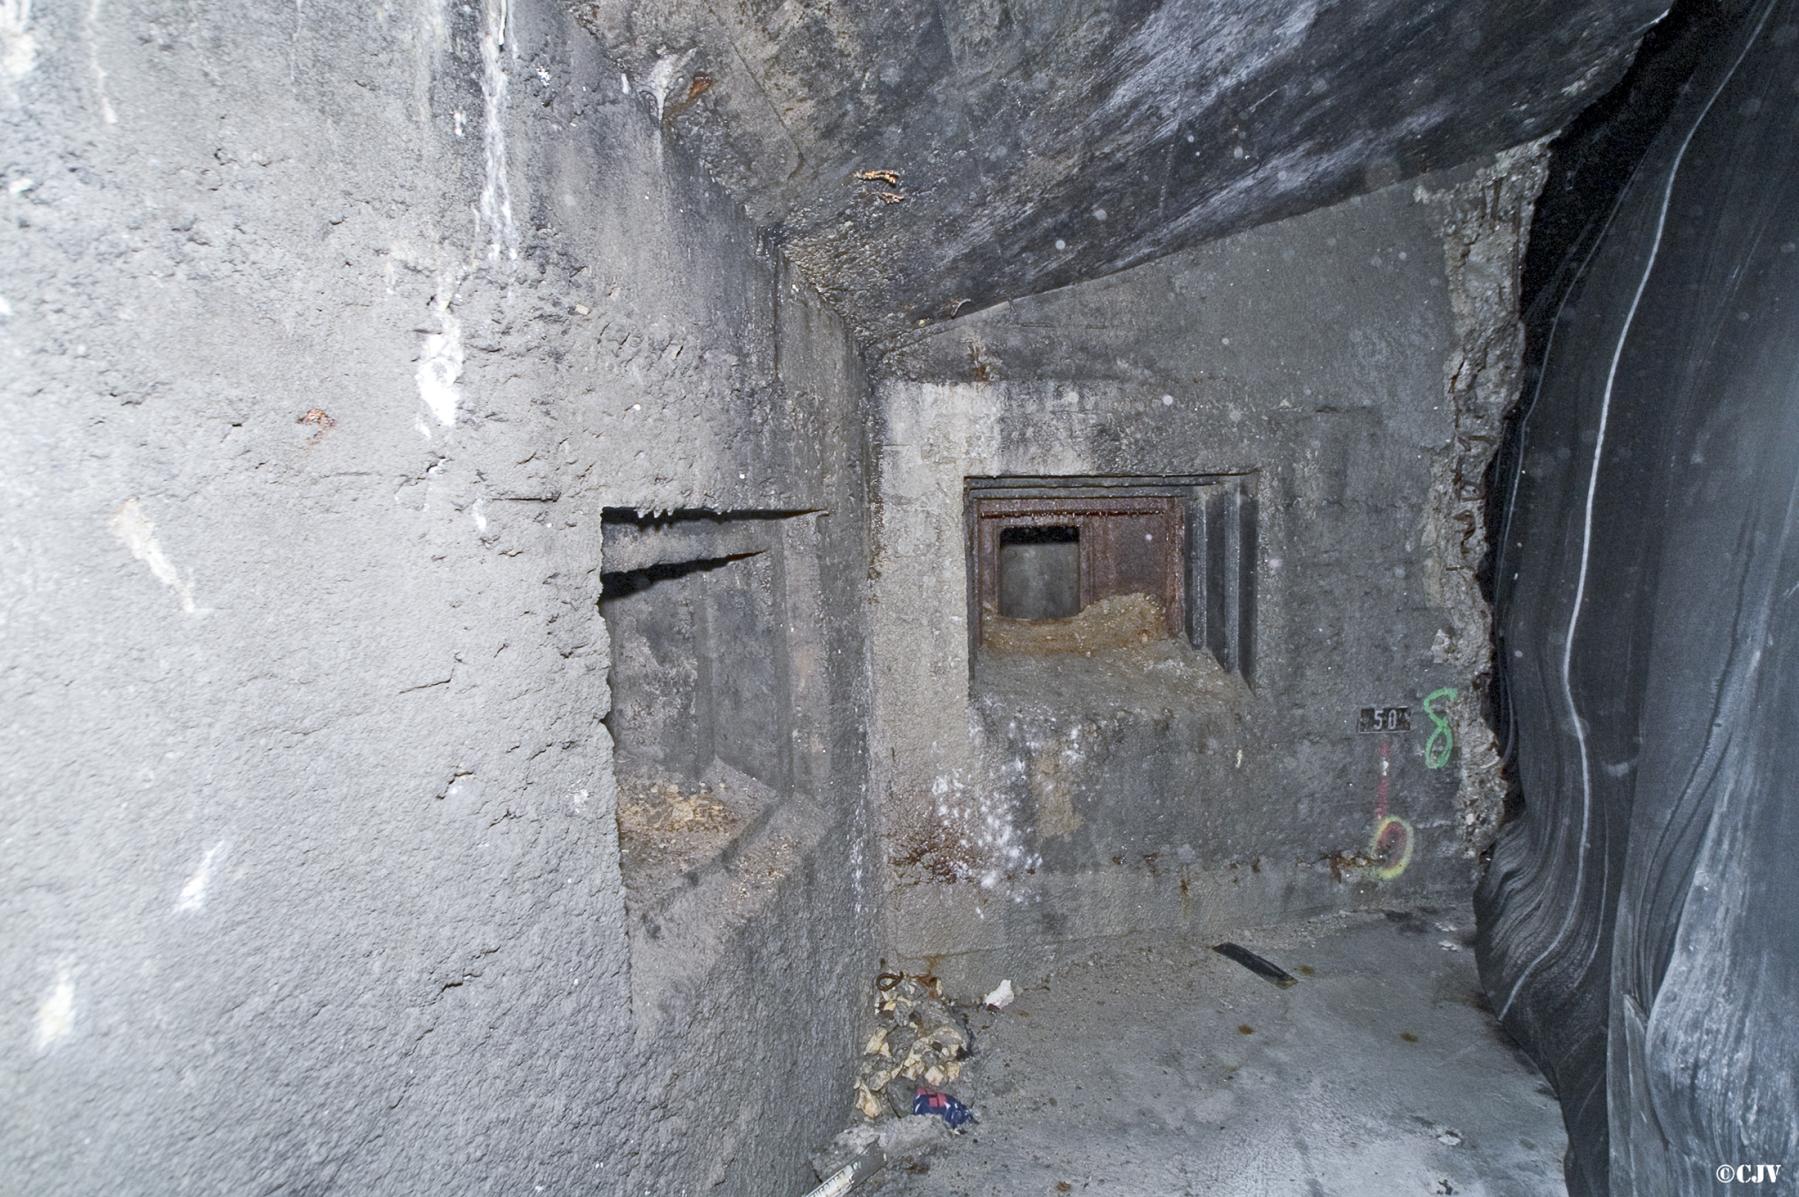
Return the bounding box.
[580,0,1669,340]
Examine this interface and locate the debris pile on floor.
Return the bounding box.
[982,592,1169,653]
[806,1118,952,1195]
[617,777,733,833]
[852,973,975,1120]
[614,776,739,876]
[809,973,982,1194]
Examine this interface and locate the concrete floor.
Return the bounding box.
[867,908,1567,1197]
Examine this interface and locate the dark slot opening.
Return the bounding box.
[998,525,1081,619]
[599,552,760,601]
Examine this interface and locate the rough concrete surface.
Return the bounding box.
[580,0,1666,336]
[2,0,1743,1190]
[867,172,1531,993]
[868,908,1565,1196]
[1413,141,1551,857]
[0,2,873,1192]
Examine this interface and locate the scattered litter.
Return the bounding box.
[982,978,1014,1010]
[808,1111,952,1195]
[1213,942,1299,988]
[913,1088,976,1129]
[821,973,978,1195]
[847,168,908,203]
[804,1145,881,1197]
[852,973,973,1119]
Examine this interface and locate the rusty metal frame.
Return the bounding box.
[970,494,1185,647]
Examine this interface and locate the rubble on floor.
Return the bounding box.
[853,973,976,1120]
[867,911,1567,1195]
[807,973,982,1194]
[806,1118,953,1196]
[613,775,739,876]
[982,592,1167,654]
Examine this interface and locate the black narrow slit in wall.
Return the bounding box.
[599,551,762,600]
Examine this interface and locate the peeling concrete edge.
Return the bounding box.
[1415,140,1552,857]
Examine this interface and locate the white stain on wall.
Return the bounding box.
[927,765,1043,900]
[176,841,228,912]
[85,0,116,124]
[410,0,451,128]
[34,965,74,1053]
[1,0,37,89]
[415,295,463,429]
[478,0,518,262]
[111,498,200,614]
[645,50,694,123]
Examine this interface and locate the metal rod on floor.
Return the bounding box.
[799,1145,886,1197]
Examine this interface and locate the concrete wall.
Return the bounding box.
[868,167,1537,991]
[0,2,873,1192]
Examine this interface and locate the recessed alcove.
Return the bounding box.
[598,507,828,1030]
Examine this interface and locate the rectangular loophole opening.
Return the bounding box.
[965,475,1257,685]
[972,495,1185,652]
[998,525,1080,619]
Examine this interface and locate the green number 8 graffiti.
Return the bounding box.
[1424,687,1457,769]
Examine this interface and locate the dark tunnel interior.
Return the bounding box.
[3,1,1794,1194]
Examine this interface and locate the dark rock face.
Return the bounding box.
[1476,1,1799,1191]
[583,0,1666,337]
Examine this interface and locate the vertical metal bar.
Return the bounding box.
[1236,479,1258,687]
